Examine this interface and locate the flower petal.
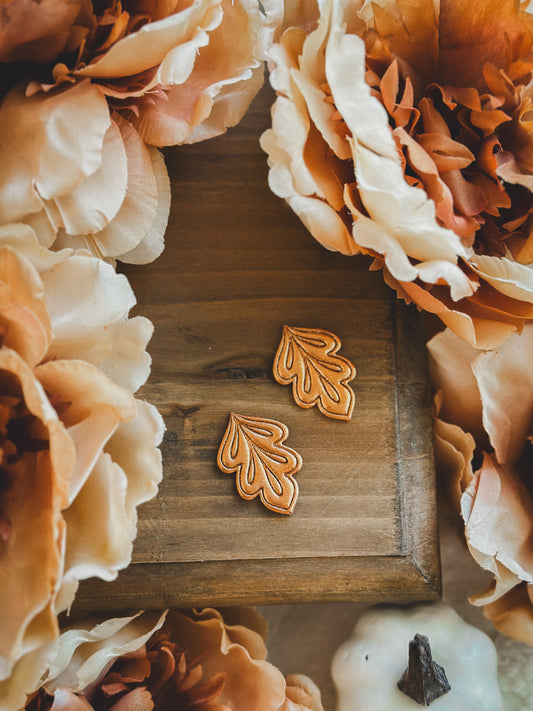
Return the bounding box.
[427,328,485,439]
[393,126,481,238]
[35,359,136,498]
[0,242,51,368]
[32,360,161,590]
[114,146,170,265]
[76,2,221,80]
[261,98,356,254]
[350,140,469,263]
[432,390,475,509]
[0,232,162,706]
[321,5,471,267]
[0,642,58,711]
[164,609,288,711]
[462,454,533,603]
[43,256,135,342]
[472,325,533,463]
[50,317,154,395]
[0,0,81,63]
[49,688,94,710]
[61,452,132,583]
[0,81,110,224]
[0,349,74,681]
[131,0,264,146]
[0,223,70,271]
[41,255,154,392]
[398,277,521,348]
[262,95,326,201]
[469,253,533,304]
[103,400,165,538]
[85,116,161,258]
[43,612,167,694]
[283,674,324,711]
[439,0,533,90]
[289,194,357,253]
[483,584,533,646]
[41,118,127,237]
[185,64,265,144]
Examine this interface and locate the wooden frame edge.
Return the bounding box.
[73,553,440,613]
[393,297,442,597]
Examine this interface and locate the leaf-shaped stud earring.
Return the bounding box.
[217,413,302,515]
[273,326,356,420]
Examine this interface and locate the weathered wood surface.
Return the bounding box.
[74,84,441,611]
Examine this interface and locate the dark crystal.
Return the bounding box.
[397,633,451,706]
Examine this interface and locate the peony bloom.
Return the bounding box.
[261,0,533,349]
[0,223,164,709]
[22,608,323,711]
[0,0,269,262]
[429,325,533,643]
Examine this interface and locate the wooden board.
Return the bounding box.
[74,84,441,611]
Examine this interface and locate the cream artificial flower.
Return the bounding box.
[0,224,164,709]
[0,79,170,264]
[0,0,271,262]
[429,326,533,642]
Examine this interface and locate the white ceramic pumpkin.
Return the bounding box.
[332,602,503,710]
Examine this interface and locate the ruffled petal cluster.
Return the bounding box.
[261,0,533,348]
[0,0,269,262]
[0,224,164,709]
[429,325,533,643]
[22,608,323,711]
[0,81,170,263]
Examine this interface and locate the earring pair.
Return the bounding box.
[216,326,356,515]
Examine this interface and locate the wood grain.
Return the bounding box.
[74,83,441,611]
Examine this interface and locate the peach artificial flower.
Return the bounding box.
[482,582,533,647]
[0,0,270,262]
[22,608,323,711]
[261,0,533,349]
[429,325,533,643]
[0,223,164,710]
[431,389,475,510]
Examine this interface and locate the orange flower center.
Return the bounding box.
[0,394,45,548]
[363,24,533,262]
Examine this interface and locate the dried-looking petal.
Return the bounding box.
[471,324,533,463]
[427,329,485,443]
[483,584,533,645]
[462,454,533,605]
[432,390,475,509]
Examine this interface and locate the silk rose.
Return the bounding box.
[22,608,323,711]
[0,0,270,262]
[261,0,533,349]
[0,224,164,710]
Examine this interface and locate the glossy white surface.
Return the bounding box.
[259,512,533,711]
